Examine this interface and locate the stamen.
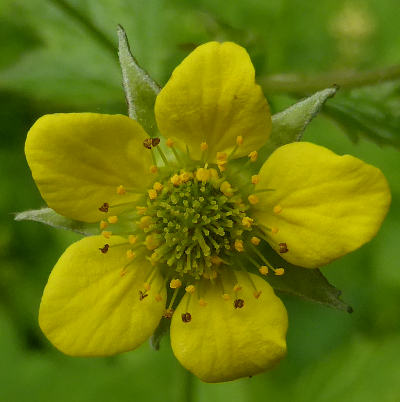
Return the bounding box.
[166,138,174,148]
[99,202,109,212]
[155,294,163,302]
[148,189,158,200]
[145,234,161,250]
[107,215,118,224]
[248,194,259,205]
[248,151,258,162]
[259,266,269,275]
[242,216,254,228]
[271,227,279,234]
[139,290,148,300]
[273,205,283,214]
[181,312,192,323]
[128,235,138,244]
[150,165,158,174]
[198,298,207,307]
[220,181,233,197]
[102,230,112,239]
[222,293,230,301]
[234,239,244,252]
[234,299,244,308]
[236,136,243,145]
[99,244,109,254]
[185,285,196,294]
[100,220,108,230]
[279,242,289,253]
[143,138,153,149]
[196,168,210,183]
[200,142,208,151]
[116,185,126,195]
[136,206,147,215]
[233,284,242,292]
[251,175,260,185]
[170,278,182,289]
[275,267,285,276]
[126,249,136,260]
[153,182,163,192]
[152,138,161,147]
[251,236,260,245]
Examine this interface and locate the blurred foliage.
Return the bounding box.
[1,0,400,401]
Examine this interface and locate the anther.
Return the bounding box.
[99,202,109,212]
[163,308,174,319]
[155,294,163,302]
[248,151,258,162]
[259,266,269,275]
[251,236,261,246]
[273,205,282,214]
[170,278,182,289]
[279,242,289,253]
[138,216,153,229]
[234,298,245,308]
[166,138,174,148]
[253,290,262,299]
[100,220,108,230]
[116,185,126,195]
[102,230,112,239]
[181,312,192,323]
[148,189,158,200]
[126,249,136,259]
[236,136,243,145]
[99,244,109,254]
[145,234,160,250]
[200,142,208,151]
[170,174,181,186]
[242,216,254,228]
[217,152,227,162]
[128,235,137,244]
[143,138,153,149]
[271,227,279,234]
[198,298,207,307]
[185,285,196,294]
[196,168,210,183]
[220,181,233,197]
[222,293,230,301]
[139,290,148,300]
[152,138,161,147]
[136,206,147,215]
[144,282,151,291]
[234,239,244,252]
[251,175,260,185]
[248,194,259,205]
[150,165,158,174]
[274,267,285,276]
[153,182,163,192]
[107,215,118,224]
[233,284,242,292]
[210,255,223,266]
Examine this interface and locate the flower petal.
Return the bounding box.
[253,142,391,268]
[26,113,153,222]
[39,235,166,356]
[155,42,271,161]
[170,272,288,383]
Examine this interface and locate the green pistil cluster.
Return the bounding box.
[142,171,250,279]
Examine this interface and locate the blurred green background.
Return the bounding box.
[1,0,399,401]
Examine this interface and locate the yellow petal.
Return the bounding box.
[155,42,271,162]
[253,142,391,268]
[170,272,288,382]
[25,113,153,222]
[39,235,166,356]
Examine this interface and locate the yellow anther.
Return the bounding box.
[259,266,269,275]
[170,174,182,186]
[210,255,223,266]
[149,252,159,265]
[148,189,158,200]
[248,194,259,205]
[242,216,254,228]
[144,282,151,291]
[234,239,244,252]
[251,175,260,185]
[180,171,192,183]
[107,215,118,224]
[222,293,230,301]
[217,151,227,162]
[233,284,242,292]
[116,185,126,195]
[236,135,243,145]
[166,138,174,148]
[209,168,219,180]
[126,249,136,260]
[185,285,196,294]
[271,227,279,234]
[150,165,158,174]
[198,298,207,307]
[237,202,247,211]
[248,151,258,162]
[100,220,108,230]
[139,216,153,229]
[251,236,261,246]
[196,168,210,183]
[128,235,137,244]
[155,294,163,302]
[254,290,262,299]
[136,206,147,215]
[274,267,285,276]
[220,181,233,197]
[200,142,208,151]
[203,270,218,280]
[145,234,160,251]
[153,182,163,192]
[217,161,227,172]
[170,278,182,289]
[102,230,112,239]
[273,205,283,214]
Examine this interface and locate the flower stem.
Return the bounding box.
[183,369,195,402]
[259,64,400,94]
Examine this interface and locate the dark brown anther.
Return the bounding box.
[151,137,160,147]
[143,138,153,149]
[279,242,289,253]
[181,312,192,323]
[234,299,245,309]
[99,202,109,212]
[139,290,148,301]
[163,308,174,319]
[99,244,109,254]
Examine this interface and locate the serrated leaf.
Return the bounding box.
[324,82,400,150]
[118,25,160,136]
[150,318,171,351]
[254,87,338,171]
[257,242,352,312]
[14,208,98,236]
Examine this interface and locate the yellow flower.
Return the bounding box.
[25,42,390,383]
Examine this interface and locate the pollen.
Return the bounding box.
[217,161,227,172]
[234,239,244,252]
[102,230,112,239]
[128,235,137,244]
[273,205,283,214]
[236,135,243,145]
[148,189,158,200]
[274,267,285,276]
[180,171,192,183]
[248,194,259,205]
[200,142,208,151]
[170,278,182,289]
[196,168,210,183]
[107,215,118,224]
[248,151,258,162]
[166,138,174,147]
[153,182,163,192]
[185,285,196,294]
[259,266,269,275]
[251,175,260,185]
[150,165,158,174]
[170,174,181,186]
[100,220,108,230]
[116,185,126,195]
[126,249,136,259]
[242,216,254,228]
[251,236,260,245]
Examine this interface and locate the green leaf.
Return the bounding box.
[324,82,400,150]
[254,86,338,171]
[117,25,160,136]
[257,242,352,312]
[14,208,98,236]
[150,318,171,351]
